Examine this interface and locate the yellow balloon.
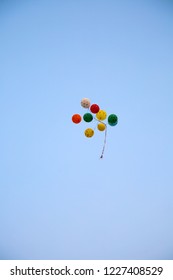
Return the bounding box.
[97,123,106,131]
[84,128,94,137]
[96,110,107,121]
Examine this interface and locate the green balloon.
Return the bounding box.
[108,114,118,126]
[83,113,93,122]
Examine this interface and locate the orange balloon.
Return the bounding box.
[72,114,82,124]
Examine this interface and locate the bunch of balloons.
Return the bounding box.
[72,98,118,158]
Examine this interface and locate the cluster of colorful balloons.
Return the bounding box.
[72,98,118,158]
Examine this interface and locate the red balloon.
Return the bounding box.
[72,114,82,124]
[90,104,100,114]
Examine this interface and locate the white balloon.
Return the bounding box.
[81,98,90,108]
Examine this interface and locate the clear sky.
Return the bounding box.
[0,0,173,260]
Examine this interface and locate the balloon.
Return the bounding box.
[72,114,82,124]
[84,128,94,137]
[108,114,118,126]
[96,110,107,121]
[81,98,90,108]
[83,113,93,122]
[90,104,100,114]
[97,123,106,131]
[72,98,118,158]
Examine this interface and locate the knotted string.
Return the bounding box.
[100,125,107,159]
[93,117,107,159]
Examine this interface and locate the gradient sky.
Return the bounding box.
[0,0,173,260]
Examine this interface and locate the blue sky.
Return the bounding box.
[0,0,173,259]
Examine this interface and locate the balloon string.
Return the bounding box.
[100,125,107,159]
[93,117,107,159]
